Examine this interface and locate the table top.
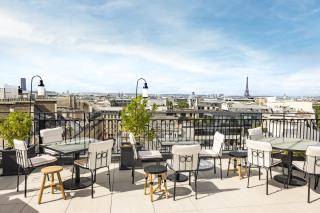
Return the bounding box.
[259,137,320,152]
[40,137,101,155]
[160,140,201,147]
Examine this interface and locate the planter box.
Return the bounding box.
[0,145,36,176]
[119,143,142,170]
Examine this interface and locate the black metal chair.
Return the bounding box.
[14,139,57,197]
[246,139,283,195]
[292,146,320,203]
[128,133,163,184]
[167,144,201,200]
[199,131,225,179]
[70,139,114,198]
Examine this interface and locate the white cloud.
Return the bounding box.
[0,2,319,96]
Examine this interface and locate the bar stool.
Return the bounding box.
[144,165,168,202]
[227,150,248,179]
[38,166,66,204]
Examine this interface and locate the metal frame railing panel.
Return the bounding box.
[0,112,319,154]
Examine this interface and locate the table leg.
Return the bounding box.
[74,153,80,184]
[63,152,92,190]
[238,158,242,179]
[273,150,306,186]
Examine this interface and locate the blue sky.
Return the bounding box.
[0,0,320,96]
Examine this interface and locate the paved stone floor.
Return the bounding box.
[0,159,319,213]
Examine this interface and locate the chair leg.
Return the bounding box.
[188,172,191,186]
[17,165,20,192]
[227,158,231,176]
[281,163,286,189]
[173,173,177,201]
[258,167,261,180]
[163,173,168,199]
[287,165,292,188]
[308,175,311,203]
[266,168,269,195]
[94,170,97,183]
[195,172,198,199]
[314,175,319,190]
[107,166,111,191]
[219,157,223,180]
[144,174,148,195]
[90,170,94,198]
[132,165,135,184]
[70,165,75,190]
[269,167,272,179]
[213,158,216,174]
[24,169,28,198]
[247,165,251,188]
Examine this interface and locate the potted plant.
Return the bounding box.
[119,96,157,169]
[0,112,34,176]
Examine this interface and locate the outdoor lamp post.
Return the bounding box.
[29,75,45,114]
[135,78,148,98]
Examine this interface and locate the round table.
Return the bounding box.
[259,137,320,186]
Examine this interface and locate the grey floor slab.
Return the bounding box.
[0,159,319,213]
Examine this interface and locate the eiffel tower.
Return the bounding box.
[244,76,251,98]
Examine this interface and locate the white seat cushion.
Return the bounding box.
[43,148,59,155]
[199,149,219,157]
[292,161,305,171]
[138,150,162,160]
[74,158,89,168]
[29,155,57,168]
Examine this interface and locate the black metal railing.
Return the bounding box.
[0,112,319,154]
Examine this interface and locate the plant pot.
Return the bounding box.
[119,142,142,170]
[0,145,36,176]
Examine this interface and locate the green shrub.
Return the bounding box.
[121,96,157,143]
[0,112,32,149]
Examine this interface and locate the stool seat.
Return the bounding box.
[144,165,167,174]
[228,151,247,158]
[41,166,63,174]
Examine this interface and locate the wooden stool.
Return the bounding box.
[38,166,66,204]
[144,165,168,202]
[227,151,248,179]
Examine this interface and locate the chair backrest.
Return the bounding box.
[128,132,138,160]
[212,131,225,156]
[171,144,201,171]
[87,139,114,170]
[40,127,64,144]
[248,127,263,140]
[305,146,320,174]
[14,139,29,168]
[247,139,272,168]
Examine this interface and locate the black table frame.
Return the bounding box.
[40,141,97,190]
[273,150,306,187]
